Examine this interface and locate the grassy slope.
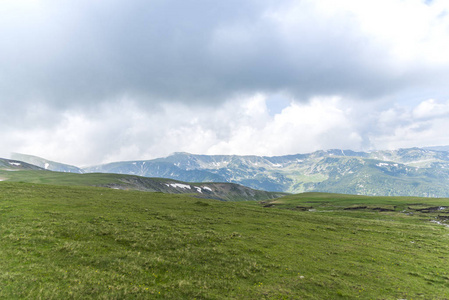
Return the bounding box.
[0,170,125,186]
[1,182,449,299]
[0,170,284,202]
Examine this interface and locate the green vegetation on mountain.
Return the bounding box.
[1,182,448,299]
[81,147,449,197]
[0,167,283,202]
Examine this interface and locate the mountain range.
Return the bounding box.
[9,147,449,197]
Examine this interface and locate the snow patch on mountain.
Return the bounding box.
[376,163,398,167]
[166,183,191,189]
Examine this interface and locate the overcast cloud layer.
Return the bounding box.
[2,0,449,166]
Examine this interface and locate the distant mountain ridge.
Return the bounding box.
[9,146,449,197]
[86,160,226,182]
[11,153,84,173]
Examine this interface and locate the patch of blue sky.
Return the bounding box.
[265,94,292,116]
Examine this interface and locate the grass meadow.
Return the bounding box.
[1,182,449,299]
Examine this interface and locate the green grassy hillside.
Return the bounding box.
[1,182,448,299]
[0,169,284,201]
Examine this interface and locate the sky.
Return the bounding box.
[2,0,449,166]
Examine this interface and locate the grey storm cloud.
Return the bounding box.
[0,0,415,111]
[3,0,449,165]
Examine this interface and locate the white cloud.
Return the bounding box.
[412,99,449,119]
[370,98,449,149]
[0,95,361,164]
[214,96,362,156]
[3,94,449,166]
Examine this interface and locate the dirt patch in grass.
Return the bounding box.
[408,206,447,213]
